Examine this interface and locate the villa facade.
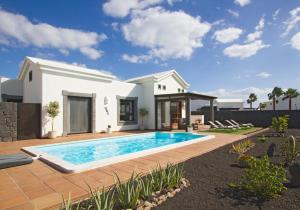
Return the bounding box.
[0,57,216,138]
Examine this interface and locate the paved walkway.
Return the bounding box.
[0,131,249,210]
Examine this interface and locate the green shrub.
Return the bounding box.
[151,164,184,191]
[258,135,268,143]
[271,115,289,135]
[114,173,141,209]
[139,176,154,200]
[89,186,115,210]
[280,135,300,166]
[239,156,287,198]
[46,101,60,131]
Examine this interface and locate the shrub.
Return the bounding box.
[280,135,300,166]
[258,135,268,143]
[230,140,255,157]
[271,115,289,135]
[114,173,141,209]
[89,186,115,210]
[239,156,287,198]
[151,164,184,191]
[139,176,154,200]
[237,155,255,168]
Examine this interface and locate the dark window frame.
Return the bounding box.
[158,84,161,90]
[163,85,166,90]
[117,96,138,125]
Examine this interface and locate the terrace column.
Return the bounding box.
[185,97,191,132]
[210,99,214,122]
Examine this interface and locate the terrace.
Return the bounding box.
[0,130,248,210]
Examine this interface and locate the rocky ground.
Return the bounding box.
[154,129,300,210]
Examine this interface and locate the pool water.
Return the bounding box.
[33,132,205,165]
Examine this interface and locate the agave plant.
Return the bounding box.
[114,173,141,209]
[88,186,115,210]
[139,175,154,200]
[60,194,81,210]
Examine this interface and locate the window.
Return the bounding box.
[29,71,32,82]
[163,85,166,90]
[118,96,138,125]
[158,84,161,90]
[181,89,185,93]
[178,88,181,93]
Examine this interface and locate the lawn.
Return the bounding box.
[154,129,300,210]
[200,127,262,135]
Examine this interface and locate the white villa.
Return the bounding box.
[262,96,300,110]
[0,57,216,138]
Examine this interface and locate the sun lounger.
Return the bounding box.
[231,119,254,127]
[208,121,219,129]
[0,153,33,169]
[225,120,240,128]
[215,120,235,129]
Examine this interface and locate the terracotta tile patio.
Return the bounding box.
[0,130,262,210]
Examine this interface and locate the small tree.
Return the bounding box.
[268,87,284,111]
[282,88,299,111]
[247,93,257,109]
[259,102,267,110]
[139,108,149,129]
[46,101,59,131]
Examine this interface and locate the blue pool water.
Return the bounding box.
[34,132,205,165]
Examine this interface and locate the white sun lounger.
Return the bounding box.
[215,121,235,129]
[208,121,219,129]
[230,119,253,127]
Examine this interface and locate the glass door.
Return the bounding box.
[157,101,171,130]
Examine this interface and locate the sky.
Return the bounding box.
[0,0,300,106]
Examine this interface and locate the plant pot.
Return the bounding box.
[187,127,193,133]
[107,128,112,134]
[48,131,57,139]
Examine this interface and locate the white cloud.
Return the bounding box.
[223,40,270,59]
[0,9,106,59]
[122,7,211,61]
[234,0,251,7]
[245,17,264,43]
[272,9,280,21]
[291,32,300,50]
[206,86,272,105]
[245,31,263,43]
[111,22,119,31]
[213,27,243,44]
[282,7,300,36]
[227,9,239,18]
[256,72,271,78]
[122,53,152,63]
[103,0,180,18]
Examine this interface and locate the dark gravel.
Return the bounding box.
[154,129,300,210]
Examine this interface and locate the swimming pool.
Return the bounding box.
[23,132,214,173]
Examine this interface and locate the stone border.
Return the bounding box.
[62,90,96,136]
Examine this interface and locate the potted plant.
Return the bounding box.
[187,124,193,133]
[107,125,112,134]
[139,108,149,130]
[46,101,59,139]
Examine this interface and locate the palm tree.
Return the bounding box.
[282,88,299,110]
[268,87,284,110]
[247,93,257,109]
[259,102,267,110]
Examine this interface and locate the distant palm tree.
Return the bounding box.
[259,102,267,110]
[282,88,299,110]
[268,87,284,110]
[247,93,257,109]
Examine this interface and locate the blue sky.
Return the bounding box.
[0,0,300,104]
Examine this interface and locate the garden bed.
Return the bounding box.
[154,129,300,210]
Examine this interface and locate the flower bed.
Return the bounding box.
[154,129,300,210]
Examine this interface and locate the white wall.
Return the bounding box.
[0,77,23,101]
[140,80,155,129]
[23,63,43,103]
[154,75,186,95]
[41,71,144,136]
[263,96,300,110]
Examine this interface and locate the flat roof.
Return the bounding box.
[155,92,217,100]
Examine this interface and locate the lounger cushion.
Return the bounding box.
[0,153,33,169]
